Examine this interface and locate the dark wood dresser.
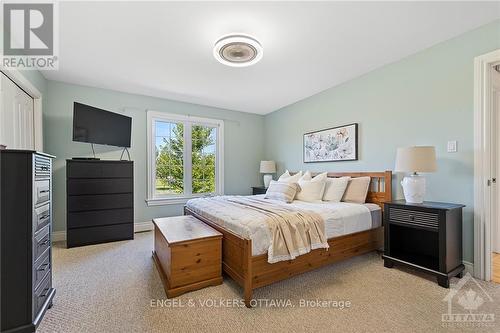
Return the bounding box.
[382,200,465,287]
[0,150,55,332]
[66,160,134,248]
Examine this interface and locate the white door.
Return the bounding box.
[492,66,500,254]
[0,72,34,149]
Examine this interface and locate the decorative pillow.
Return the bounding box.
[277,170,303,183]
[277,170,290,180]
[264,181,299,203]
[342,176,371,204]
[323,176,351,202]
[296,172,327,202]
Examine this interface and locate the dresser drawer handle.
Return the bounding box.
[39,189,50,194]
[40,288,50,297]
[40,166,49,171]
[37,263,50,271]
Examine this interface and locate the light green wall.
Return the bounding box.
[264,20,500,263]
[43,81,264,232]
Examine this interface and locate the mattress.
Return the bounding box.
[186,195,382,256]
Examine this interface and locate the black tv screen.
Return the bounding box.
[73,102,132,148]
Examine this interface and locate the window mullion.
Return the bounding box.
[184,122,192,196]
[150,118,157,200]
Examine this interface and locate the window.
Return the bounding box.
[147,111,224,205]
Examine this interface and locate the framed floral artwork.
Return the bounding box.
[303,123,358,162]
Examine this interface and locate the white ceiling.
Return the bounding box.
[42,1,500,115]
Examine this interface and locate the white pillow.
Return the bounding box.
[296,172,327,202]
[300,170,312,181]
[264,181,299,203]
[278,170,291,180]
[278,170,303,183]
[323,176,351,202]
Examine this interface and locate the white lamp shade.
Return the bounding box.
[260,160,276,173]
[395,146,437,173]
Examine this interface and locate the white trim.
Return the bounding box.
[147,197,190,206]
[51,230,66,243]
[463,261,474,276]
[134,221,154,233]
[146,111,224,206]
[0,69,43,151]
[473,49,500,281]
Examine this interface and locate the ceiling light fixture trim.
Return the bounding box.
[213,33,263,67]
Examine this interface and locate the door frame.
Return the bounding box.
[473,49,500,280]
[0,69,43,151]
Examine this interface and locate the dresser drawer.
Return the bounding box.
[389,208,439,230]
[68,193,133,212]
[34,155,51,179]
[67,162,133,179]
[34,226,50,261]
[33,251,51,290]
[67,178,133,195]
[33,203,51,233]
[33,274,51,318]
[34,180,50,205]
[68,208,133,228]
[67,223,133,248]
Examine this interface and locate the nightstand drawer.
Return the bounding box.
[389,208,439,230]
[252,187,267,195]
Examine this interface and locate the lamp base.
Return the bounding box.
[401,174,426,204]
[263,174,273,188]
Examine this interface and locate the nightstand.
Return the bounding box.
[382,200,465,288]
[252,186,267,195]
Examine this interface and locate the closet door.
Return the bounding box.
[0,73,34,150]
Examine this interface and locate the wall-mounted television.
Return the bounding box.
[73,102,132,148]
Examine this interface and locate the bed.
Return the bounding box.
[184,171,392,307]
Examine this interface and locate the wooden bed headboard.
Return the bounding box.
[291,171,392,211]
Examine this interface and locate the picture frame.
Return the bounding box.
[303,123,358,163]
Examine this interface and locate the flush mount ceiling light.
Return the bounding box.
[213,34,263,67]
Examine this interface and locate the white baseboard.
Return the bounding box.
[52,230,66,242]
[51,221,154,243]
[134,221,154,233]
[463,261,474,275]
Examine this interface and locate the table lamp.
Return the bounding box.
[395,146,437,204]
[260,161,276,188]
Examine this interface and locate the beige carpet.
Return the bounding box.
[38,231,500,333]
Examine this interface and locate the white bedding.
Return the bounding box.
[186,195,381,256]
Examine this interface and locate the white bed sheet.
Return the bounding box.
[283,199,381,240]
[186,195,381,256]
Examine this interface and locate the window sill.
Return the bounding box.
[146,197,190,206]
[146,194,219,207]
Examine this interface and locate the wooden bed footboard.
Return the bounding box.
[183,170,391,307]
[184,206,383,307]
[183,207,253,302]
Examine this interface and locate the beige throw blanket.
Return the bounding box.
[223,197,329,263]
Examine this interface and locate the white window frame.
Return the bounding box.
[146,111,224,206]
